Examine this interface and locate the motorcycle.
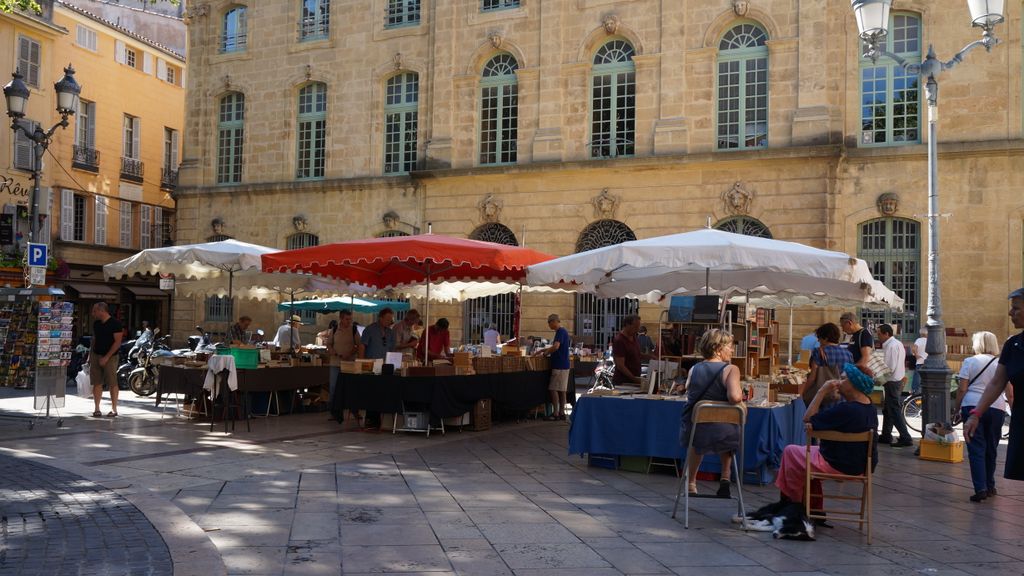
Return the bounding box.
[129,332,172,397]
[115,338,140,391]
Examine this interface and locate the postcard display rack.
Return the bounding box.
[659,297,779,379]
[0,288,72,426]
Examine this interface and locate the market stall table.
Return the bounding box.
[157,365,331,412]
[568,395,806,484]
[335,370,551,419]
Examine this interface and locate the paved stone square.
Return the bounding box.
[2,387,1024,576]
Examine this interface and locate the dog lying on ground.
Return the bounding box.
[732,498,816,540]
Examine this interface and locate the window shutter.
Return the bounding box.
[13,120,36,170]
[170,130,179,167]
[140,205,152,249]
[156,58,167,81]
[120,201,132,248]
[86,103,96,147]
[94,196,107,245]
[132,117,141,160]
[154,207,163,247]
[115,40,126,64]
[60,189,74,241]
[143,52,154,75]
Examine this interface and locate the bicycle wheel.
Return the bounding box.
[903,394,923,434]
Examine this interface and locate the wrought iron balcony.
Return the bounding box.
[71,145,100,172]
[120,156,144,183]
[160,167,178,191]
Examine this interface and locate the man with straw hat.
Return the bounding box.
[774,363,879,509]
[273,315,303,352]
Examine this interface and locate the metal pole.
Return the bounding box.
[918,73,951,429]
[30,140,42,243]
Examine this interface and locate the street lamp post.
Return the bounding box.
[849,0,1004,430]
[3,65,81,246]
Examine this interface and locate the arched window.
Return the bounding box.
[296,82,327,180]
[858,217,921,338]
[717,23,769,150]
[208,234,233,242]
[480,54,519,166]
[221,6,247,53]
[714,216,772,238]
[384,72,419,175]
[575,220,639,350]
[377,229,410,238]
[299,0,330,41]
[860,13,921,146]
[591,40,635,159]
[287,232,319,249]
[464,223,519,344]
[217,92,244,184]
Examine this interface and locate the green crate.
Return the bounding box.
[619,456,650,474]
[216,347,259,369]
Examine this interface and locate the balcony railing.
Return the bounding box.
[120,156,144,183]
[72,145,100,172]
[160,167,178,191]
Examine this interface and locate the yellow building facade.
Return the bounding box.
[174,0,1024,350]
[45,1,185,335]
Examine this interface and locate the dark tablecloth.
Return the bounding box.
[568,395,806,484]
[157,365,330,400]
[335,370,551,418]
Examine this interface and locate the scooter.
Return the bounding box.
[129,331,172,397]
[115,338,139,391]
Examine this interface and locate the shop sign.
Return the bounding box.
[0,175,31,200]
[0,214,12,245]
[159,276,175,290]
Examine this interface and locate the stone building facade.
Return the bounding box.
[174,0,1024,349]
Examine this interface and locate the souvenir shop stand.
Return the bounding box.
[0,286,73,428]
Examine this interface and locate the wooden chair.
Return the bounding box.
[671,401,748,530]
[804,425,874,544]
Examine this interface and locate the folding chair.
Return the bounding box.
[671,401,748,530]
[805,425,874,544]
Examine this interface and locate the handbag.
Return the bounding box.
[867,349,892,385]
[802,348,840,405]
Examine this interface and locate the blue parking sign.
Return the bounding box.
[28,243,47,267]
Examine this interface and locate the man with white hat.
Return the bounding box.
[273,315,303,352]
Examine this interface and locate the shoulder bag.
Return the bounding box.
[802,347,840,405]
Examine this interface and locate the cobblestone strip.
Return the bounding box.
[0,453,173,576]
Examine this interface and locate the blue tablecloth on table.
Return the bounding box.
[568,396,806,484]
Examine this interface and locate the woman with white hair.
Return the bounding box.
[955,330,1011,502]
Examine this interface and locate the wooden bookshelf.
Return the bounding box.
[657,307,779,378]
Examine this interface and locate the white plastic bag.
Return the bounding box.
[76,366,92,398]
[925,422,959,444]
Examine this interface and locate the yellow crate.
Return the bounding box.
[919,439,964,463]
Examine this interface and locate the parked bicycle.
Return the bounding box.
[902,385,1010,439]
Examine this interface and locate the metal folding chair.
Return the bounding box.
[805,425,874,544]
[671,401,748,530]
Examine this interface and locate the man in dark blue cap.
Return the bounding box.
[775,363,879,508]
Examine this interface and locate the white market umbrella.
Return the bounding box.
[526,228,886,302]
[103,239,274,282]
[174,273,369,303]
[393,281,571,303]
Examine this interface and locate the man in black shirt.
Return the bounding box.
[840,312,874,375]
[90,302,123,417]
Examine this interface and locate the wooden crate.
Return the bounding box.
[501,356,525,373]
[473,357,503,374]
[470,398,492,431]
[453,352,474,368]
[526,356,550,371]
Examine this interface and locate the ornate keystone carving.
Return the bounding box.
[602,15,620,35]
[211,217,224,235]
[876,192,900,216]
[393,53,403,70]
[292,215,309,232]
[478,194,503,224]
[383,210,401,230]
[489,32,503,49]
[592,188,620,220]
[722,182,754,216]
[733,0,750,17]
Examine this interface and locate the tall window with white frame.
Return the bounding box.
[384,72,419,175]
[120,201,133,248]
[222,6,247,52]
[299,0,330,40]
[163,128,179,189]
[385,0,420,28]
[217,92,245,184]
[296,83,327,180]
[860,13,921,146]
[140,205,152,249]
[858,217,920,338]
[73,100,97,170]
[122,115,142,182]
[717,23,769,150]
[590,40,635,159]
[480,54,518,166]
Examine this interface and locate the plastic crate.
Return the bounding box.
[216,347,259,369]
[919,439,964,463]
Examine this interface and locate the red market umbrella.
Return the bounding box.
[261,234,555,357]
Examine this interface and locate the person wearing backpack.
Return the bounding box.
[840,312,874,375]
[955,331,1010,502]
